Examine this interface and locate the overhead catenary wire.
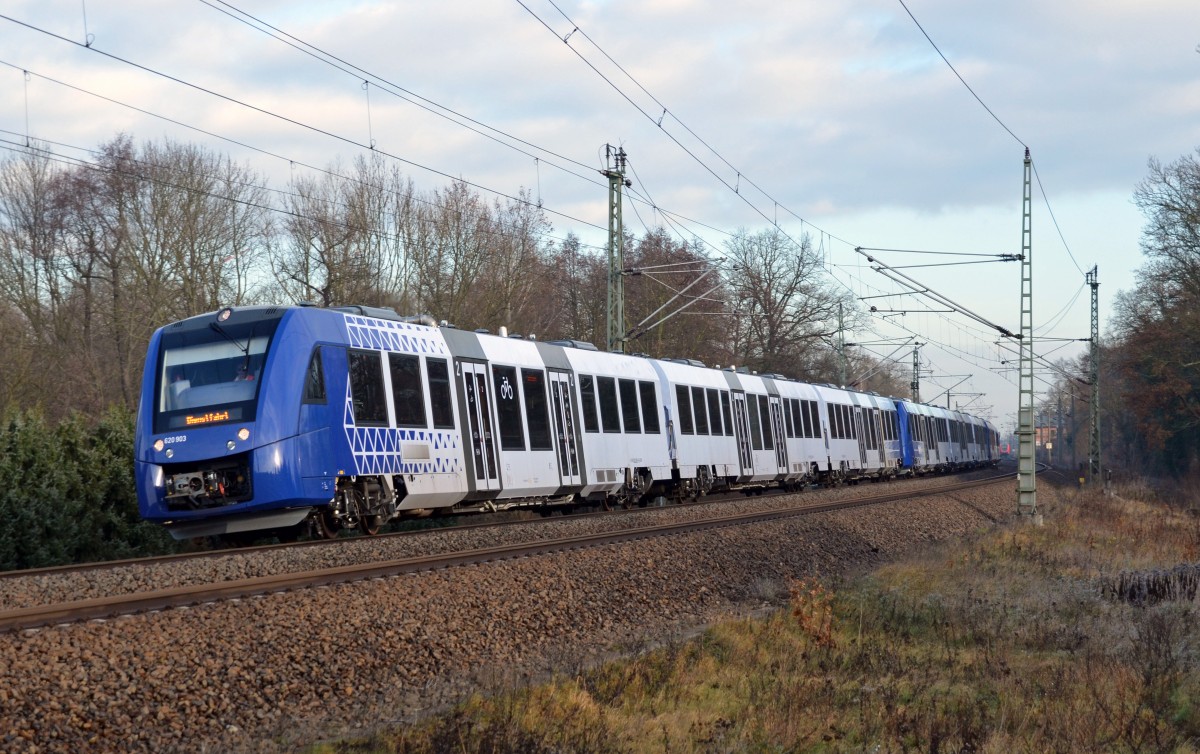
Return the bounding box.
[512,0,857,261]
[2,7,1088,420]
[199,0,604,187]
[514,0,1084,418]
[0,14,610,238]
[0,137,589,266]
[894,0,1086,277]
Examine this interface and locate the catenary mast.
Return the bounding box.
[1087,265,1100,483]
[603,146,631,353]
[1017,148,1037,518]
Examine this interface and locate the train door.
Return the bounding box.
[731,392,754,476]
[873,409,885,465]
[854,406,867,466]
[548,371,581,486]
[927,417,940,462]
[459,361,498,492]
[768,396,788,474]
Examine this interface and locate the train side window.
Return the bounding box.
[389,353,427,428]
[302,347,325,404]
[846,406,856,438]
[618,379,641,433]
[758,395,774,450]
[427,359,454,429]
[691,386,709,435]
[598,376,621,433]
[522,369,552,450]
[348,350,387,425]
[493,365,526,450]
[807,401,820,439]
[784,398,797,438]
[827,404,837,439]
[748,394,763,449]
[676,385,694,435]
[706,389,722,436]
[639,381,660,433]
[720,391,733,436]
[579,375,600,433]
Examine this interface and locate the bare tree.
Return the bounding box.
[624,228,730,362]
[478,188,553,333]
[410,180,491,324]
[272,163,380,307]
[1109,148,1200,475]
[723,227,853,378]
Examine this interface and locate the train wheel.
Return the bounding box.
[313,509,339,540]
[359,515,383,535]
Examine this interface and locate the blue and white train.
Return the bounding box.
[134,305,1000,540]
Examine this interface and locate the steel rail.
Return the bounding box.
[0,468,1003,581]
[0,473,1012,632]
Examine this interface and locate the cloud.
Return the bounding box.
[0,0,1195,422]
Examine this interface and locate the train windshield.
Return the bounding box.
[154,319,278,433]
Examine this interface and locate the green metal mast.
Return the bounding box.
[1087,265,1100,483]
[837,302,847,385]
[603,145,630,353]
[910,345,921,402]
[1017,148,1037,517]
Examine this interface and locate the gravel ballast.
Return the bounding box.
[0,471,1000,611]
[0,473,1054,753]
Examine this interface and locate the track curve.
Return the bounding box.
[0,472,1014,632]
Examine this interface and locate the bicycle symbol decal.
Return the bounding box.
[500,376,514,400]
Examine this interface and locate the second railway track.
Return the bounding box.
[0,471,1014,632]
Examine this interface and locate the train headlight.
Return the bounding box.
[227,440,236,450]
[154,439,164,452]
[237,427,250,441]
[165,448,174,459]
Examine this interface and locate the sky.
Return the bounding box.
[1,0,1198,430]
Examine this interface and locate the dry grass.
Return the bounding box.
[312,487,1200,754]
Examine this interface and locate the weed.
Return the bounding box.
[789,577,836,648]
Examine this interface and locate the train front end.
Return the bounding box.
[135,306,308,540]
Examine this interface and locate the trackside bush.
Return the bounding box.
[0,406,177,570]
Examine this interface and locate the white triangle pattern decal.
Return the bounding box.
[341,361,460,477]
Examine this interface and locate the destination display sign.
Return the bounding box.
[185,410,232,426]
[167,407,243,429]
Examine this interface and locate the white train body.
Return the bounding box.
[137,304,998,539]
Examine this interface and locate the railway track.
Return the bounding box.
[0,466,1012,583]
[0,471,1013,632]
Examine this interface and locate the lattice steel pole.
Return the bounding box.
[911,345,921,402]
[603,145,630,353]
[1017,148,1038,518]
[1087,265,1100,484]
[838,303,848,385]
